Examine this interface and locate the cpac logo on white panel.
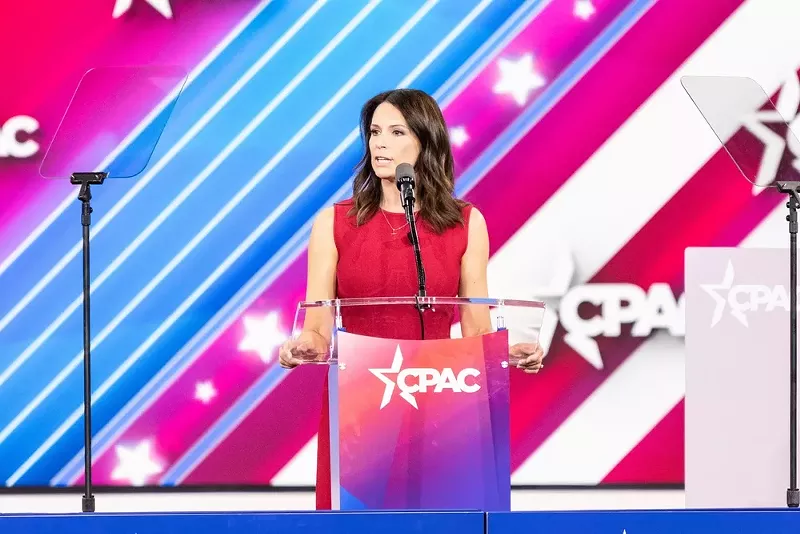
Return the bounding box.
[701,260,791,328]
[0,116,39,158]
[368,345,481,409]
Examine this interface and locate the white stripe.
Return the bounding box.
[0,0,327,350]
[509,0,800,483]
[0,0,274,281]
[740,204,798,248]
[7,0,437,486]
[272,436,318,486]
[55,0,498,486]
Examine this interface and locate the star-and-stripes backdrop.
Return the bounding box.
[0,0,796,489]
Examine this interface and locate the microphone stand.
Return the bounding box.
[777,181,800,508]
[398,180,429,339]
[71,171,106,513]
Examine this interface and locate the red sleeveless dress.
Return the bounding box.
[315,198,472,509]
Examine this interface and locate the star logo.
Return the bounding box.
[194,380,217,404]
[740,73,800,194]
[700,260,748,327]
[369,345,417,409]
[110,440,163,486]
[450,125,469,148]
[113,0,173,19]
[492,53,546,106]
[574,0,596,20]
[238,311,286,363]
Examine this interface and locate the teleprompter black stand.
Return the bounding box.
[778,181,800,508]
[71,171,107,513]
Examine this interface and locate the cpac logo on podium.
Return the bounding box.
[0,116,39,159]
[701,260,792,328]
[368,345,481,409]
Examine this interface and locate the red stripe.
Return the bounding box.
[602,399,684,484]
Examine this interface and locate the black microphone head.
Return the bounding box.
[395,162,415,190]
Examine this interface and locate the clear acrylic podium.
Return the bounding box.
[290,296,545,511]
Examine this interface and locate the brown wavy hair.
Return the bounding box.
[349,88,468,234]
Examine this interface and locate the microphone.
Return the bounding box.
[395,162,416,212]
[394,164,430,327]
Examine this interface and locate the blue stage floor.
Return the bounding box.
[1,509,800,533]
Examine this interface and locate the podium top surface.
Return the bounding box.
[297,296,546,309]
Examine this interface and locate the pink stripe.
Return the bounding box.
[183,364,328,485]
[0,0,263,266]
[176,249,328,484]
[161,0,743,484]
[448,0,631,174]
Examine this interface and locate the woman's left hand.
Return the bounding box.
[510,342,544,373]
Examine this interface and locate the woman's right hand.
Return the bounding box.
[279,330,328,369]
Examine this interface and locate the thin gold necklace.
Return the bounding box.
[380,208,409,236]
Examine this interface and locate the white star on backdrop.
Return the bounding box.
[113,0,173,19]
[492,53,546,106]
[450,126,469,147]
[238,312,286,363]
[574,0,596,20]
[110,440,163,486]
[194,380,217,404]
[740,73,800,194]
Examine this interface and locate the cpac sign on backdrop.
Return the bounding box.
[557,282,684,367]
[0,116,39,159]
[536,280,684,369]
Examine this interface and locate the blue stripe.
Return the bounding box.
[10,0,526,485]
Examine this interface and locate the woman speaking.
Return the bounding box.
[278,88,544,509]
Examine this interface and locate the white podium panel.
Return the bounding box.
[685,247,800,508]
